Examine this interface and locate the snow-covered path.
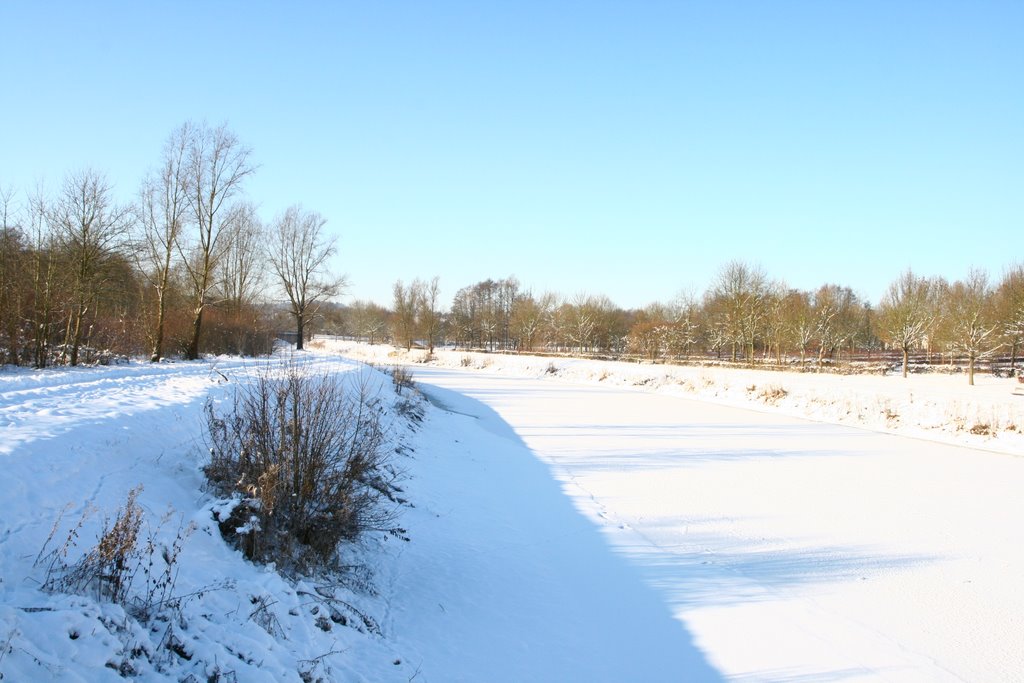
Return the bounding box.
[411,366,1024,682]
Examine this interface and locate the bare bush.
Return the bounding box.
[37,487,144,604]
[970,422,993,436]
[390,365,415,394]
[35,486,195,619]
[757,384,789,404]
[204,363,401,574]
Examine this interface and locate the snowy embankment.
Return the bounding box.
[0,356,424,681]
[0,353,717,681]
[319,339,1024,455]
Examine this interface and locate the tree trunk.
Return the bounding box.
[296,314,305,351]
[70,306,83,366]
[902,347,909,378]
[186,306,204,360]
[151,288,167,362]
[968,355,975,386]
[66,301,87,367]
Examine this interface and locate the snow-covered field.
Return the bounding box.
[2,342,1023,681]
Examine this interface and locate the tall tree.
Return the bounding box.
[709,260,767,362]
[180,122,255,360]
[0,185,25,364]
[347,300,390,344]
[415,276,443,353]
[510,291,556,352]
[813,284,859,366]
[392,280,419,351]
[26,187,59,367]
[781,288,815,365]
[49,169,131,366]
[942,269,999,385]
[219,201,265,312]
[877,269,936,378]
[267,205,345,351]
[137,125,190,361]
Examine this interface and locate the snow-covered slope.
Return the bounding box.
[0,356,419,681]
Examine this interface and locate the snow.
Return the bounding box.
[3,343,1024,681]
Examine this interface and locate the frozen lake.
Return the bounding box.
[412,365,1024,682]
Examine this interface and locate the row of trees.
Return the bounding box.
[4,124,1020,385]
[0,122,342,367]
[326,261,1024,385]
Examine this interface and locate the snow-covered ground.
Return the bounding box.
[2,343,1023,681]
[0,356,423,682]
[321,340,1024,681]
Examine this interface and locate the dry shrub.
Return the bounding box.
[460,355,474,367]
[757,384,789,404]
[36,486,144,605]
[883,404,900,424]
[970,423,992,436]
[204,363,401,574]
[390,365,415,394]
[35,486,195,619]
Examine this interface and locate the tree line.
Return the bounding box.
[0,122,341,367]
[3,124,1022,385]
[330,261,1023,385]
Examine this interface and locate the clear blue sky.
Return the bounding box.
[2,1,1021,309]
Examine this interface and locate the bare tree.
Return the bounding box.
[760,282,787,364]
[510,291,556,352]
[942,269,1000,385]
[26,187,59,367]
[267,205,345,350]
[564,293,598,354]
[665,292,700,359]
[391,280,419,351]
[0,185,25,364]
[813,284,859,366]
[348,300,390,344]
[136,125,190,361]
[415,276,443,353]
[709,260,767,362]
[780,289,814,365]
[878,269,936,378]
[179,122,255,360]
[49,169,132,366]
[219,201,266,312]
[627,305,668,361]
